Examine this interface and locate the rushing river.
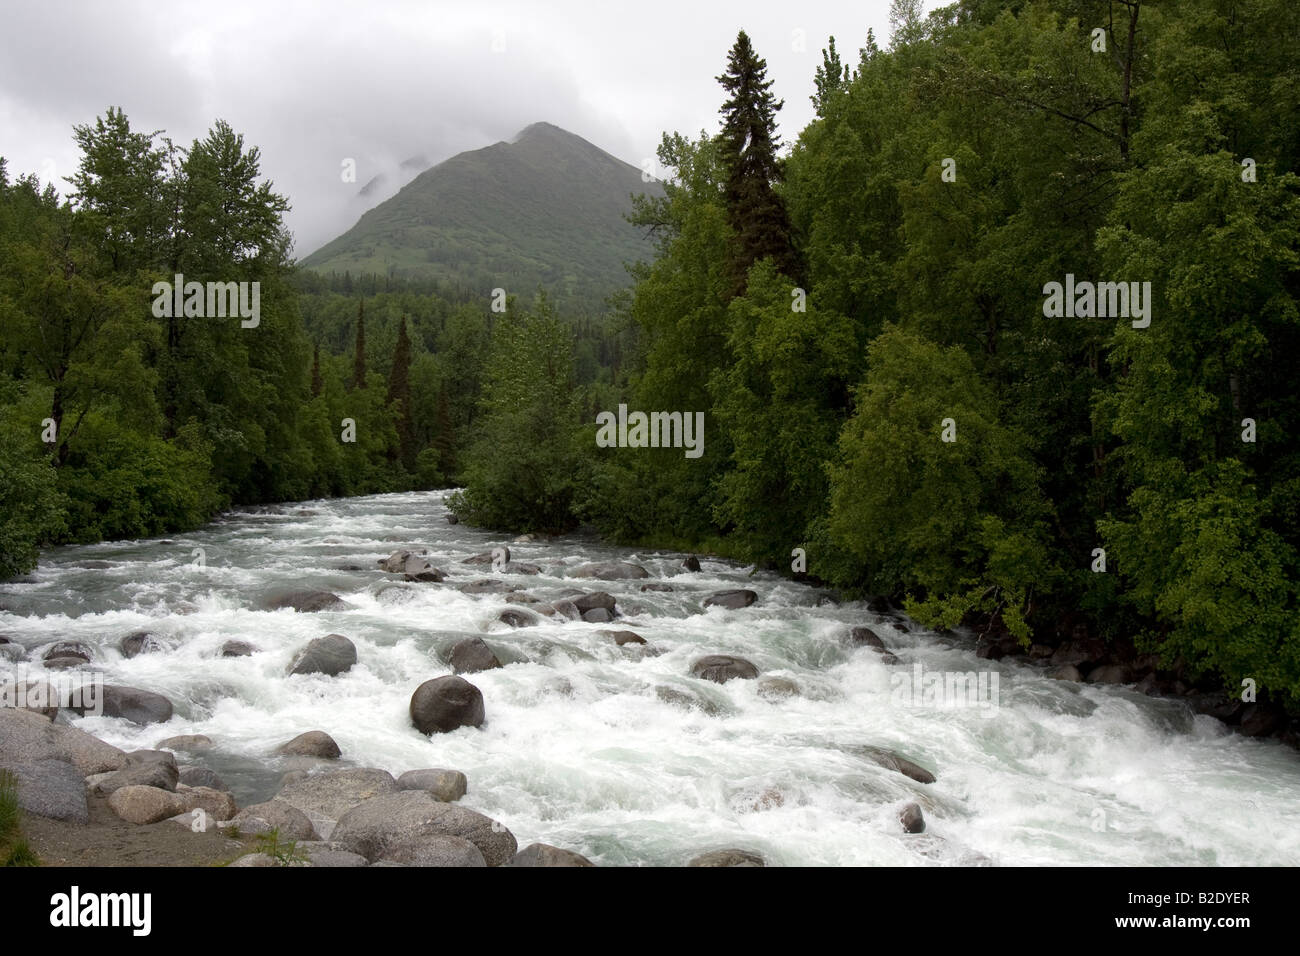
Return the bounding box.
[1,490,1298,866]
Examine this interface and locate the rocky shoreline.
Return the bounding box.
[0,539,1290,867]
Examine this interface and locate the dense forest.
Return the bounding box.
[1,0,1297,715]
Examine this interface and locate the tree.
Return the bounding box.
[386,314,415,471]
[716,30,800,293]
[310,343,322,397]
[352,299,367,389]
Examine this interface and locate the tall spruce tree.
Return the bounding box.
[310,343,322,397]
[386,314,414,470]
[352,300,367,389]
[716,30,800,294]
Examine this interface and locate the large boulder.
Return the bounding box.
[332,791,516,866]
[570,562,650,580]
[757,676,799,700]
[108,785,188,825]
[463,548,508,565]
[178,766,229,792]
[91,759,179,796]
[572,592,616,613]
[403,555,445,583]
[581,608,614,624]
[97,685,174,725]
[847,627,899,663]
[690,655,759,684]
[702,590,758,610]
[298,842,370,867]
[597,629,646,647]
[274,731,341,759]
[42,641,93,665]
[497,608,539,629]
[230,799,319,841]
[1086,664,1134,685]
[276,768,399,837]
[448,638,502,675]
[286,634,357,677]
[120,632,164,658]
[396,769,467,803]
[379,834,487,867]
[0,759,89,823]
[688,848,765,867]
[378,548,425,573]
[410,677,485,735]
[681,555,702,572]
[220,640,258,658]
[0,708,127,775]
[508,843,595,867]
[900,803,926,833]
[157,734,212,753]
[180,786,238,821]
[265,590,353,613]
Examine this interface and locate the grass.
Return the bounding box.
[0,770,41,867]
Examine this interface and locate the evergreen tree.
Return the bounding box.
[310,343,322,397]
[386,314,415,471]
[352,300,367,389]
[716,30,800,293]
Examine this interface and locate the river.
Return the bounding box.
[1,490,1297,866]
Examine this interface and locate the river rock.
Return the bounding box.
[463,548,507,565]
[180,785,238,821]
[688,848,764,867]
[379,548,426,572]
[126,749,177,769]
[448,637,502,674]
[858,746,937,784]
[703,589,758,610]
[275,731,341,759]
[1086,663,1134,684]
[460,579,512,594]
[396,769,468,802]
[597,629,646,646]
[581,608,613,623]
[0,709,128,774]
[0,641,25,662]
[228,853,278,867]
[446,514,459,525]
[286,634,357,677]
[497,608,538,628]
[98,685,174,726]
[120,632,164,658]
[570,562,650,580]
[380,834,488,867]
[298,841,370,867]
[231,799,319,841]
[0,758,89,823]
[403,555,446,583]
[1239,704,1286,737]
[551,599,581,620]
[265,590,353,613]
[92,759,179,795]
[900,802,926,833]
[641,583,674,592]
[410,676,485,734]
[691,655,759,683]
[220,640,257,658]
[847,626,900,664]
[332,791,516,866]
[572,591,616,613]
[276,768,399,834]
[757,676,799,700]
[508,843,595,867]
[178,766,229,791]
[42,641,93,665]
[1048,664,1083,682]
[157,734,212,753]
[681,555,702,572]
[655,685,721,715]
[108,785,187,824]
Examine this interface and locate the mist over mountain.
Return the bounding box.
[300,122,663,303]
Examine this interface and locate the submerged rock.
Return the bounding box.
[570,562,649,580]
[220,640,258,658]
[690,655,759,684]
[97,685,174,726]
[265,590,353,613]
[900,802,926,833]
[596,629,646,647]
[120,632,164,658]
[702,589,757,610]
[681,555,702,572]
[857,746,936,784]
[448,637,502,674]
[286,634,357,677]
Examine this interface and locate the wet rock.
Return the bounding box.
[691,655,759,684]
[688,848,764,867]
[681,556,701,572]
[120,632,164,658]
[702,589,758,610]
[508,843,595,867]
[332,791,516,866]
[460,579,512,594]
[1050,639,1106,669]
[446,515,459,525]
[1048,664,1083,682]
[1188,693,1245,724]
[0,759,88,823]
[97,685,174,726]
[463,548,508,565]
[1029,644,1055,660]
[379,548,426,573]
[274,731,342,759]
[448,637,502,674]
[1086,664,1134,685]
[42,641,93,665]
[231,799,319,841]
[107,785,187,824]
[757,676,799,700]
[573,591,616,613]
[858,746,936,784]
[410,676,485,734]
[220,640,257,658]
[900,802,926,833]
[265,590,353,613]
[1239,704,1286,737]
[396,769,467,803]
[497,608,539,628]
[847,626,900,663]
[157,734,212,753]
[91,759,179,796]
[551,599,581,620]
[640,583,674,592]
[655,685,720,715]
[403,555,446,583]
[502,562,541,575]
[504,591,542,604]
[597,629,646,647]
[571,562,649,580]
[287,633,357,677]
[0,642,25,662]
[178,766,228,792]
[581,608,614,623]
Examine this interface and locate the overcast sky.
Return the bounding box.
[0,0,922,257]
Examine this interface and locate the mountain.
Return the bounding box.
[299,122,663,305]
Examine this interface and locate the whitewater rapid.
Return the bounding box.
[1,491,1297,866]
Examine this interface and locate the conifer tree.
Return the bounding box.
[352,300,367,389]
[310,343,322,397]
[386,314,414,470]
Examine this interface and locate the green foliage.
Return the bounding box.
[0,770,41,867]
[252,828,309,866]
